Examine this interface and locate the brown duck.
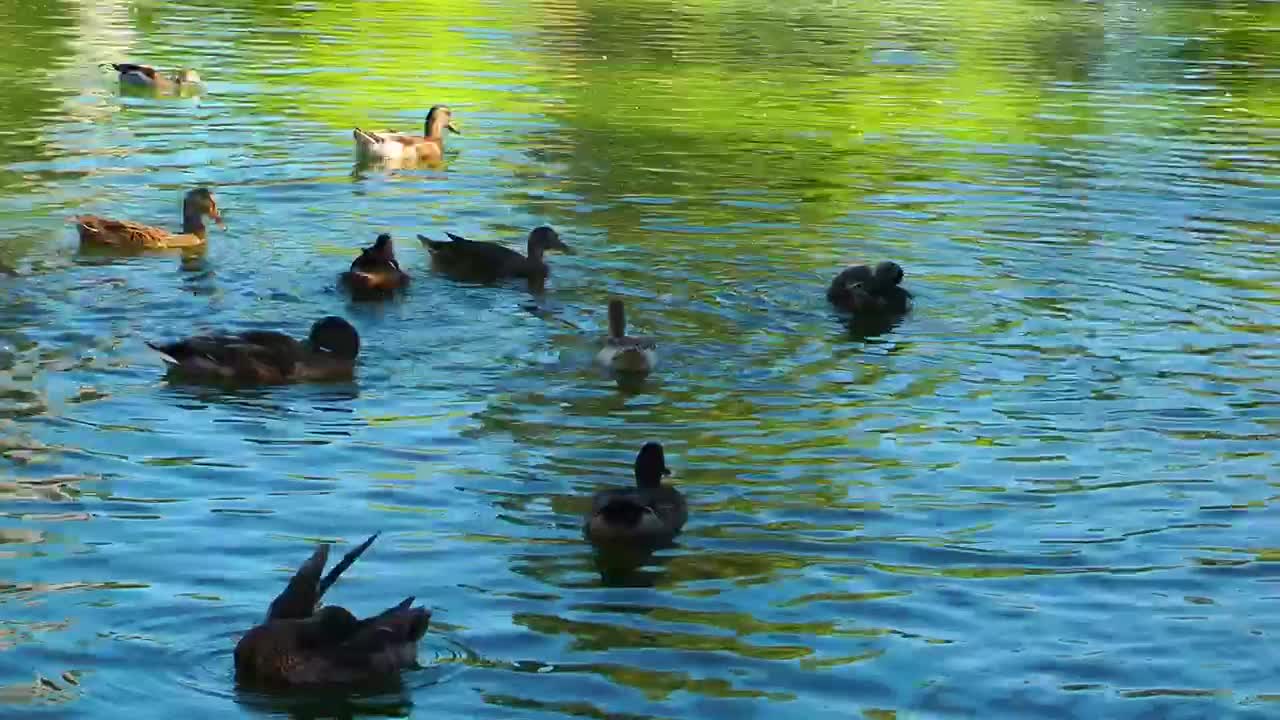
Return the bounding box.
[145,316,360,385]
[74,187,223,250]
[105,62,202,93]
[418,226,570,288]
[340,233,409,298]
[826,260,910,315]
[234,533,431,689]
[584,442,687,548]
[353,105,460,165]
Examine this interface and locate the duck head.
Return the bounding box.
[175,69,202,84]
[310,316,360,359]
[871,261,904,292]
[634,441,671,489]
[182,187,223,228]
[369,233,396,263]
[424,105,460,137]
[527,226,571,257]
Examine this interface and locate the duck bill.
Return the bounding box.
[447,123,461,135]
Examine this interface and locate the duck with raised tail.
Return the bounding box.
[234,533,432,689]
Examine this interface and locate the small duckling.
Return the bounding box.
[827,260,910,315]
[146,316,359,385]
[340,233,409,299]
[418,226,571,289]
[74,187,223,250]
[105,63,202,93]
[584,442,687,549]
[596,299,656,374]
[234,533,432,689]
[353,105,460,165]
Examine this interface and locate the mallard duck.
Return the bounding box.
[827,260,910,315]
[234,533,431,690]
[584,442,687,548]
[417,226,570,289]
[353,105,460,165]
[105,63,201,92]
[74,187,223,250]
[145,316,360,385]
[340,233,409,299]
[596,299,656,374]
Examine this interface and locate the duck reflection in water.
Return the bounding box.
[826,260,912,338]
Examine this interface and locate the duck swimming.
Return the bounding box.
[105,63,201,93]
[353,105,459,165]
[584,442,687,549]
[418,226,570,289]
[826,260,910,315]
[596,299,656,374]
[74,187,223,250]
[340,233,409,299]
[146,316,359,385]
[234,533,431,690]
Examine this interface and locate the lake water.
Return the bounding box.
[2,0,1278,717]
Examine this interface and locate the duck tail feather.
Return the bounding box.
[144,341,180,366]
[315,532,380,601]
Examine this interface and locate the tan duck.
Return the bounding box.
[105,63,202,93]
[74,187,223,250]
[417,226,570,289]
[234,533,431,690]
[584,442,687,549]
[145,316,360,385]
[353,105,460,165]
[827,260,910,315]
[340,233,410,299]
[596,299,657,374]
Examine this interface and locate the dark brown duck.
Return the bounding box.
[340,233,409,298]
[584,442,687,549]
[234,533,431,689]
[827,260,910,315]
[146,316,360,385]
[418,226,570,289]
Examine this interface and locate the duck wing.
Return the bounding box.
[334,597,431,670]
[266,533,380,621]
[605,334,657,351]
[74,215,171,247]
[419,233,522,278]
[146,332,297,383]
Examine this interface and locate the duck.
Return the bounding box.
[74,187,223,250]
[417,226,570,290]
[104,63,202,92]
[145,316,360,385]
[340,233,409,299]
[596,299,656,374]
[353,105,460,165]
[584,442,687,548]
[826,260,911,315]
[234,532,431,690]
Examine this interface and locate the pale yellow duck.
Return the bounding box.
[596,299,657,374]
[74,188,223,250]
[353,105,460,165]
